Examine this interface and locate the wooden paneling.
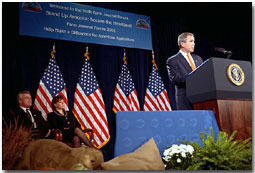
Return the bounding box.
[193,99,252,141]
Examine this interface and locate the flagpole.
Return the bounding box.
[152,50,158,70]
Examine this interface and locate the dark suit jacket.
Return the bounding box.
[47,111,80,142]
[47,111,80,131]
[4,106,49,138]
[166,52,203,110]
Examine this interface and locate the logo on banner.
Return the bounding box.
[22,2,42,13]
[136,19,149,29]
[227,64,245,86]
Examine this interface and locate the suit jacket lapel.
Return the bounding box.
[18,107,34,122]
[192,54,199,67]
[30,109,36,118]
[178,52,193,71]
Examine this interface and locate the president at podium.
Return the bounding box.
[166,32,203,110]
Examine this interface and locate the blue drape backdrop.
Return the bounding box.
[3,2,251,161]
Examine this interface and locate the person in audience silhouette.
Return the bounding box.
[3,90,51,139]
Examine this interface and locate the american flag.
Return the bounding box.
[143,63,172,111]
[72,55,110,148]
[33,54,68,120]
[113,63,140,113]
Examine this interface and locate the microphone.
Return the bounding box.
[214,47,232,59]
[214,47,232,55]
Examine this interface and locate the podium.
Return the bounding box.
[186,57,252,140]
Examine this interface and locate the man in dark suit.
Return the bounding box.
[166,32,203,110]
[4,91,50,138]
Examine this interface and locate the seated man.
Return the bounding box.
[3,90,50,139]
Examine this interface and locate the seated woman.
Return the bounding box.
[47,95,94,148]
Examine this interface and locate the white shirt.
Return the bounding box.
[20,106,37,128]
[179,50,196,68]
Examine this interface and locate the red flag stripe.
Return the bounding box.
[162,91,172,110]
[113,96,122,111]
[33,81,53,118]
[72,107,100,147]
[74,96,96,131]
[34,91,51,118]
[73,97,104,145]
[144,88,172,111]
[113,63,140,113]
[77,84,109,136]
[72,57,110,148]
[143,64,172,111]
[159,91,171,110]
[87,94,109,138]
[145,90,159,110]
[130,90,139,111]
[72,105,87,129]
[113,90,125,111]
[144,97,156,111]
[143,95,153,111]
[38,83,53,111]
[158,92,168,110]
[132,90,140,110]
[38,80,53,101]
[74,91,106,143]
[91,90,108,126]
[94,89,107,115]
[116,84,130,110]
[156,93,164,110]
[113,99,120,111]
[34,94,49,115]
[75,88,106,141]
[115,86,130,110]
[127,94,132,110]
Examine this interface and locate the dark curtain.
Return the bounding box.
[2,2,251,161]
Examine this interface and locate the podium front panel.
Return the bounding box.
[186,57,252,103]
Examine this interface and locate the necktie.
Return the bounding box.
[187,54,196,71]
[26,109,32,122]
[26,109,37,128]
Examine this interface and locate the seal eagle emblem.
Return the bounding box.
[227,64,245,86]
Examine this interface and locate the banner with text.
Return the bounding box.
[19,2,152,50]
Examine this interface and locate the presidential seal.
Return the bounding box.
[227,64,245,86]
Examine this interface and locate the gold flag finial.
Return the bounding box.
[84,45,89,60]
[51,42,56,59]
[152,50,158,70]
[123,48,127,64]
